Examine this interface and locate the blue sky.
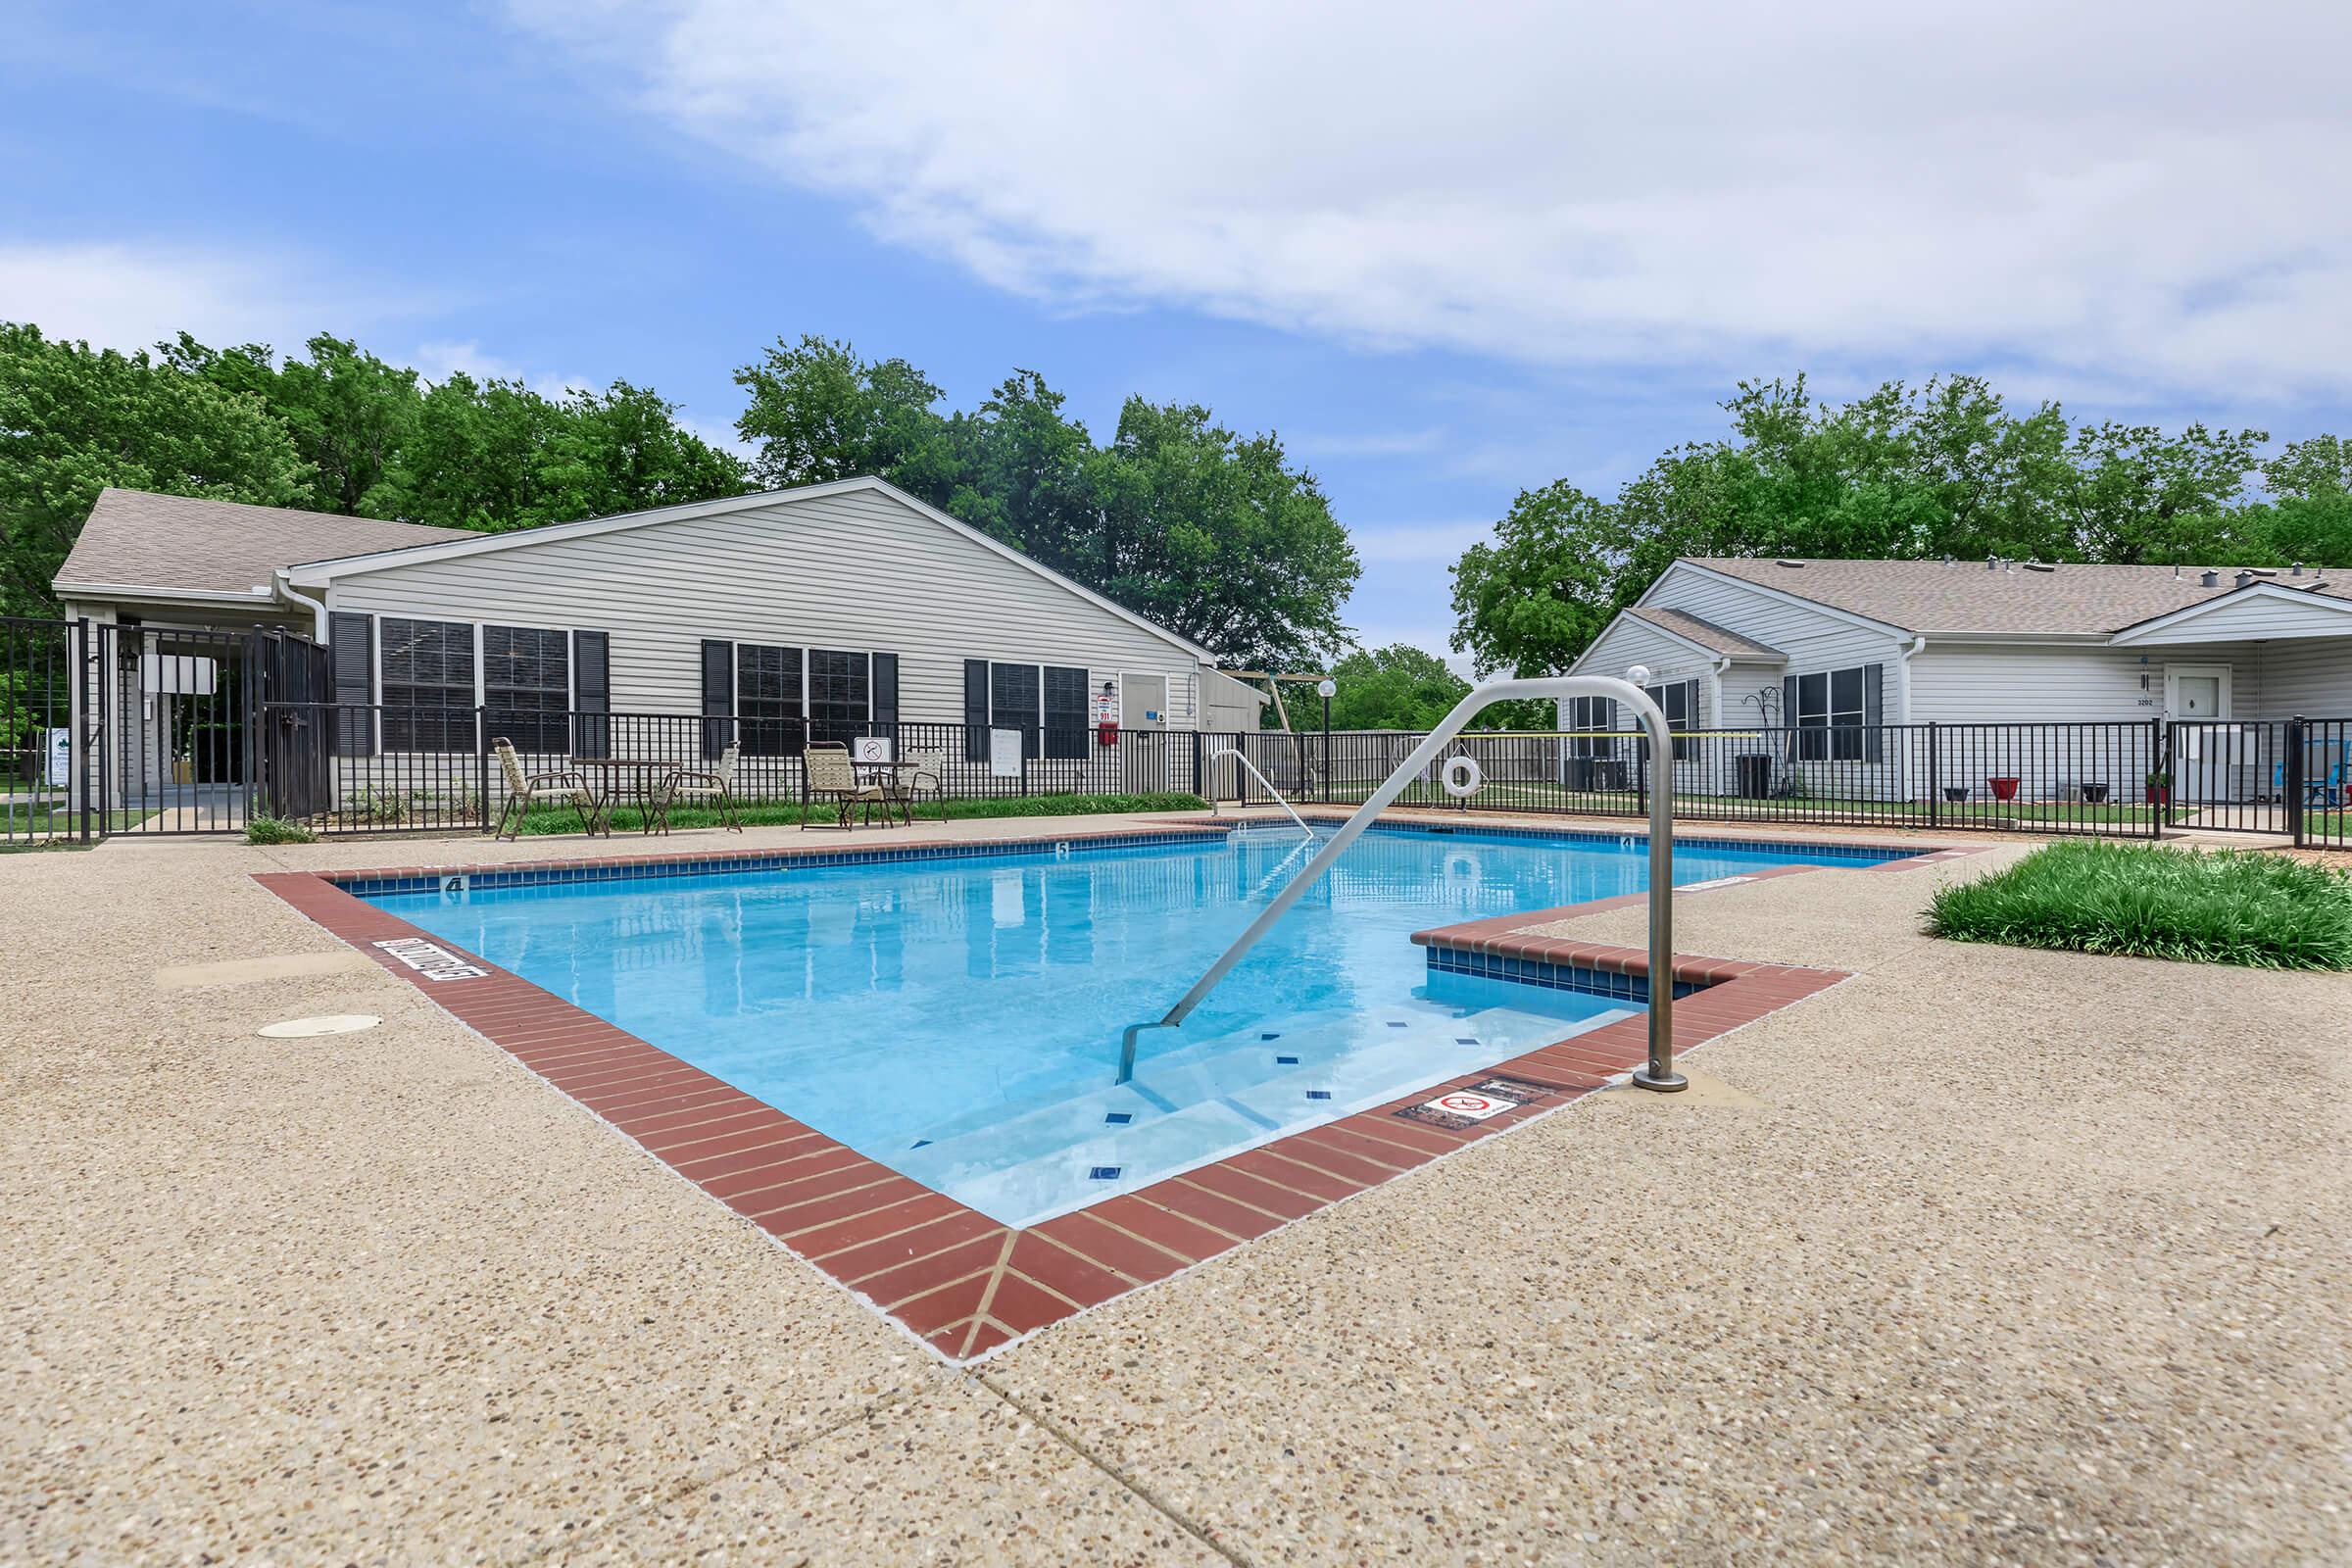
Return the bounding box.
[8,1,2350,663]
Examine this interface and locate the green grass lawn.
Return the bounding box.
[1926,841,2352,969]
[510,790,1210,836]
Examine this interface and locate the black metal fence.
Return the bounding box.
[2,615,80,846]
[9,626,2348,850]
[259,707,1216,834]
[1219,718,2352,847]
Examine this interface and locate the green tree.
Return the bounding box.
[534,380,748,523]
[0,323,312,613]
[1321,644,1468,730]
[733,335,948,488]
[731,339,1359,667]
[1448,481,1623,677]
[1450,375,2284,676]
[168,332,420,515]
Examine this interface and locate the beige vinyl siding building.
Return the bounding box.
[1568,556,2352,805]
[53,479,1270,812]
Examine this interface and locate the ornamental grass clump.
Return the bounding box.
[1926,841,2352,970]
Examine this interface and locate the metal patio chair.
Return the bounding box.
[490,737,598,839]
[802,743,889,830]
[888,746,949,824]
[647,742,743,836]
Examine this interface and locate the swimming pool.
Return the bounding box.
[365,823,1911,1226]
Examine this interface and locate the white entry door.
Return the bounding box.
[2166,665,2233,804]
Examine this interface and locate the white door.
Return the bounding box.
[2166,665,2233,805]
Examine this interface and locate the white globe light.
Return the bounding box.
[1625,663,1650,686]
[1316,678,1337,699]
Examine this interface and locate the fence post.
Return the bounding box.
[1191,729,1204,801]
[1635,724,1649,820]
[2286,716,2306,848]
[2152,716,2170,837]
[475,709,490,831]
[1925,721,1939,829]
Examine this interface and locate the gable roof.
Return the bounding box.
[1684,557,2351,635]
[53,489,471,601]
[1626,605,1784,659]
[280,475,1215,661]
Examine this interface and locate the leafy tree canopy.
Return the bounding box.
[1451,374,2328,677]
[733,336,1358,667]
[2,323,747,613]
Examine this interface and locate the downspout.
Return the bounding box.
[1899,636,1927,800]
[272,567,329,641]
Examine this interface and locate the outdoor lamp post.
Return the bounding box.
[1317,677,1336,804]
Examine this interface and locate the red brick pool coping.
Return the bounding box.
[253,823,1960,1363]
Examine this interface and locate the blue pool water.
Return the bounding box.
[368,825,1910,1225]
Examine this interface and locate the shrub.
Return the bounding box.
[246,814,318,845]
[1926,841,2352,970]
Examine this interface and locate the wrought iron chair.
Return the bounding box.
[490,737,597,839]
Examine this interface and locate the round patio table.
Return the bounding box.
[566,756,676,835]
[849,759,918,827]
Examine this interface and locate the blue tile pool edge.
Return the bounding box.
[327,815,1925,899]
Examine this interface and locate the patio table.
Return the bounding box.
[565,756,677,836]
[850,759,918,827]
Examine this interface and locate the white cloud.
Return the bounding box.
[412,339,598,401]
[514,1,2352,397]
[0,241,357,354]
[1351,519,1495,564]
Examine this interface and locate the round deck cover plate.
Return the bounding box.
[258,1014,382,1038]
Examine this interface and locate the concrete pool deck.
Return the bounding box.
[4,811,2347,1564]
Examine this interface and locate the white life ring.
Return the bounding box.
[1441,754,1484,799]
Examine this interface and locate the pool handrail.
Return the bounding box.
[1118,675,1684,1093]
[1205,746,1317,838]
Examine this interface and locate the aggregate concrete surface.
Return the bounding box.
[4,814,2345,1565]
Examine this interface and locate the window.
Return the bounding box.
[738,644,805,758]
[1563,695,1613,759]
[380,617,474,753]
[1643,679,1698,760]
[990,662,1041,759]
[1790,664,1883,762]
[1042,665,1089,760]
[482,625,568,755]
[961,659,1088,761]
[808,648,870,745]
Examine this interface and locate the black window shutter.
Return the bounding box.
[1043,665,1088,760]
[1782,674,1800,761]
[701,639,735,760]
[871,651,899,733]
[329,612,374,757]
[1863,662,1885,763]
[572,631,611,759]
[962,659,990,761]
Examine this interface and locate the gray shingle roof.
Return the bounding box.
[1686,557,2351,634]
[53,489,472,598]
[1627,605,1784,658]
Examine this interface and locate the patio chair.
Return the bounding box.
[888,746,949,824]
[490,737,597,839]
[802,743,889,830]
[646,742,743,836]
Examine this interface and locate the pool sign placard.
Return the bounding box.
[372,936,488,982]
[1396,1076,1549,1131]
[1420,1088,1512,1121]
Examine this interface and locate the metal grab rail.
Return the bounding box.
[1119,676,1684,1091]
[1205,746,1316,838]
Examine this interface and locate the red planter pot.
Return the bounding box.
[1986,776,2022,802]
[2145,785,2170,805]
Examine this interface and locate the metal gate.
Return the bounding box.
[65,619,333,838]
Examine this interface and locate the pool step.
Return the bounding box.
[890,1000,1635,1228]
